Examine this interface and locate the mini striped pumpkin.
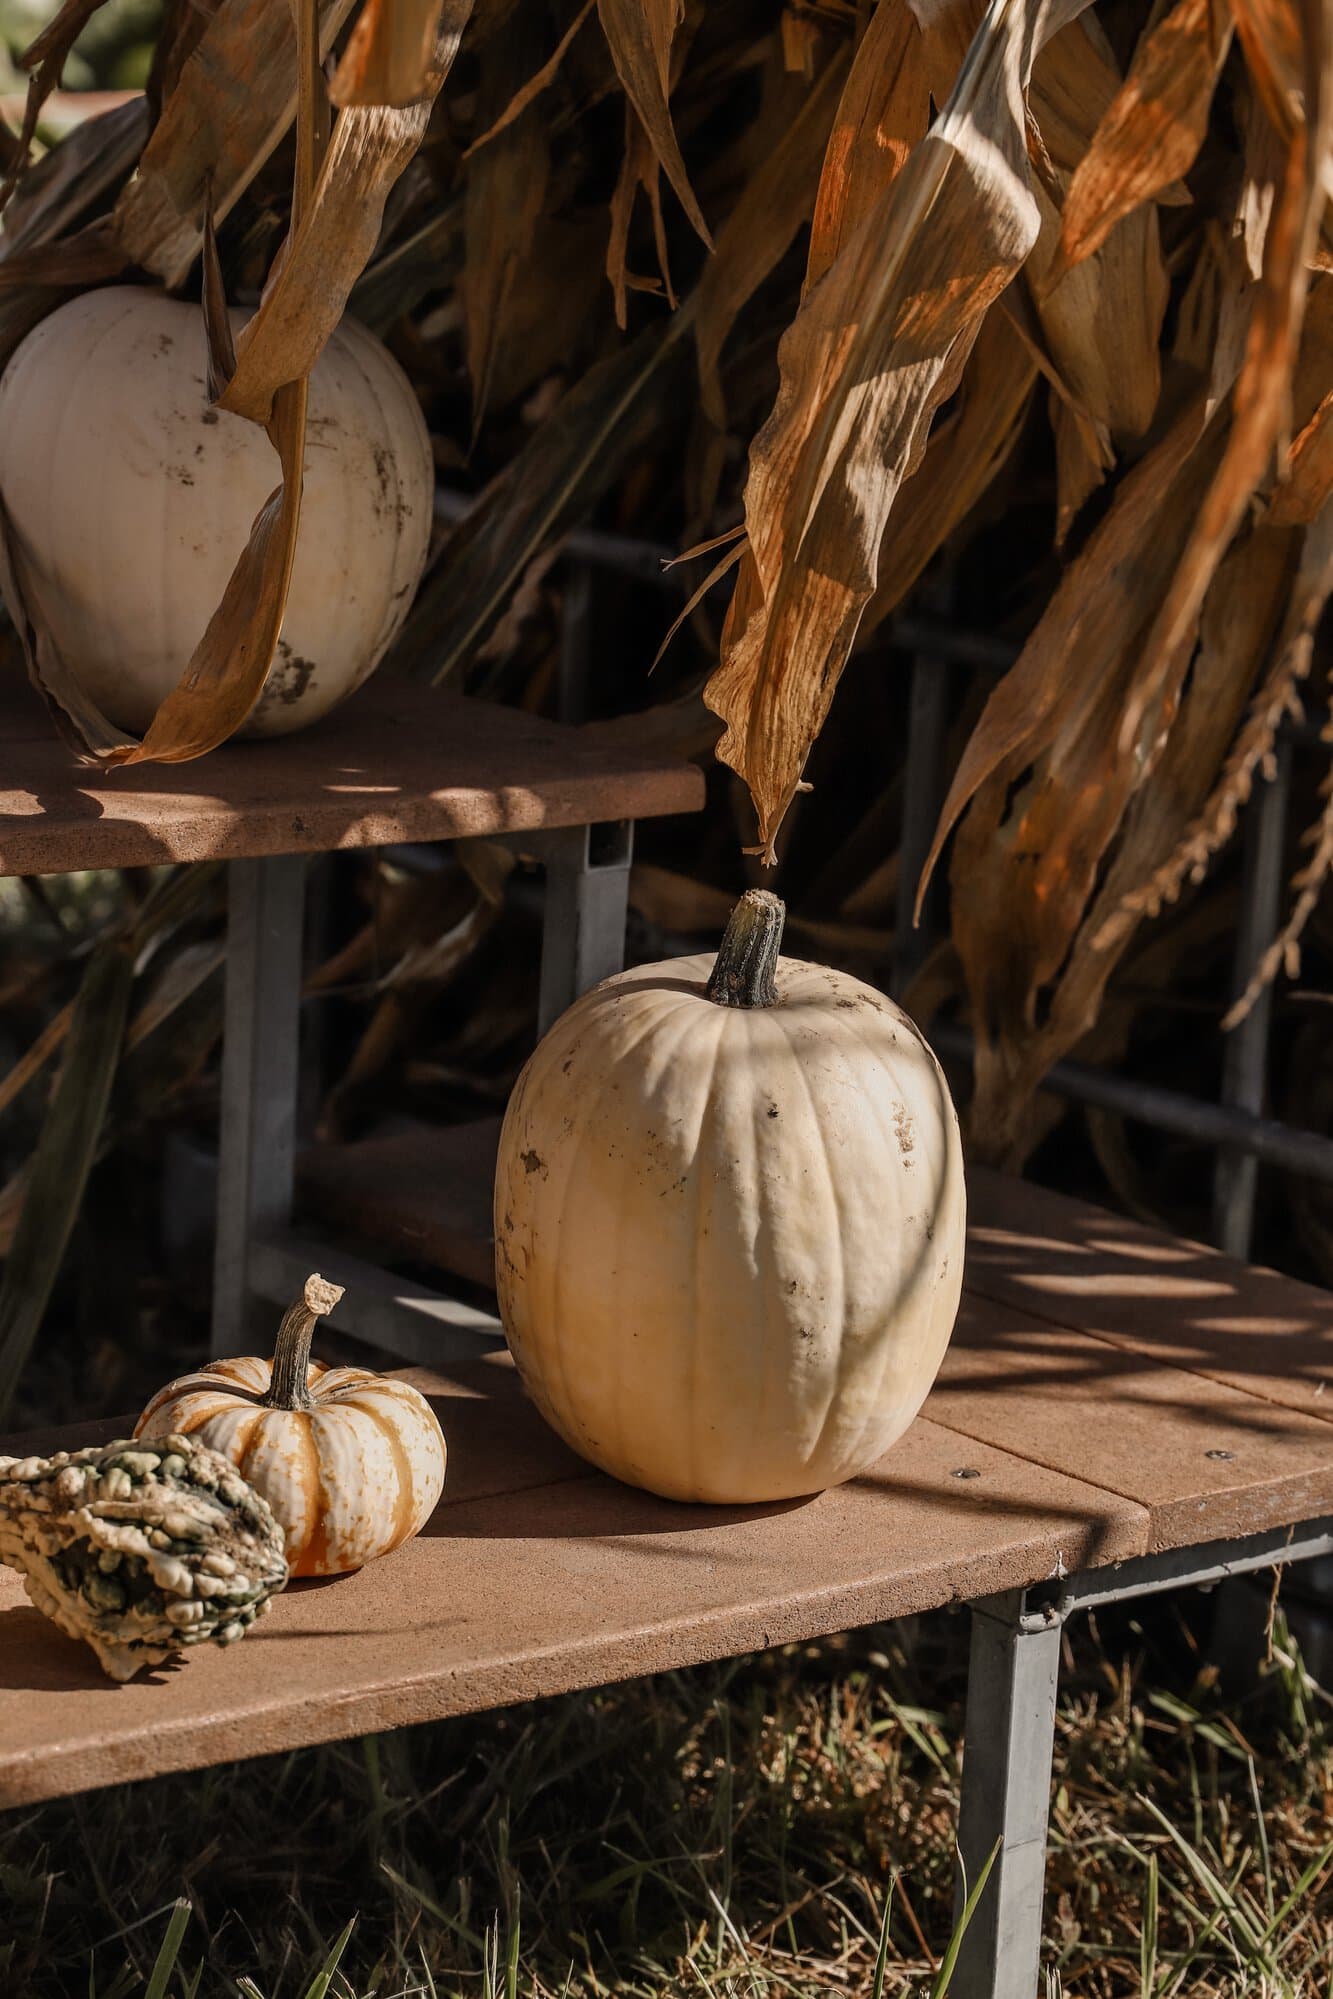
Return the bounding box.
[135,1276,446,1576]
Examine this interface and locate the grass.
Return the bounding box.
[3,1593,1333,1997]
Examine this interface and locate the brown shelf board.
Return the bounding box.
[0,673,704,876]
[0,1344,1149,1807]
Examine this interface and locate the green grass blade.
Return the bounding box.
[870,1878,894,1999]
[143,1899,190,1999]
[931,1839,1000,1999]
[300,1915,356,1999]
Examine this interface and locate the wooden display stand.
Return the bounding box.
[3,674,1332,1999]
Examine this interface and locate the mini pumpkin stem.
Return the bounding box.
[264,1274,345,1411]
[706,889,785,1009]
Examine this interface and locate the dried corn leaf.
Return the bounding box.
[704,0,1074,863]
[696,50,849,427]
[1055,0,1232,277]
[924,394,1220,907]
[1028,17,1168,439]
[944,401,1230,1159]
[1233,0,1306,139]
[0,0,114,209]
[391,308,693,682]
[1103,493,1333,959]
[113,0,358,287]
[596,0,710,247]
[462,6,549,432]
[806,0,929,288]
[147,0,226,116]
[607,101,674,327]
[1049,523,1296,1038]
[332,0,448,108]
[1121,22,1332,768]
[864,306,1037,626]
[465,0,595,155]
[0,217,126,289]
[220,28,471,428]
[0,94,146,256]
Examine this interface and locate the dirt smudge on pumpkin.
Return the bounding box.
[520,1149,547,1177]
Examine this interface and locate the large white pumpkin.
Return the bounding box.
[0,286,433,737]
[494,891,966,1504]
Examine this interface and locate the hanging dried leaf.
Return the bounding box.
[942,400,1230,1159]
[1028,16,1168,441]
[332,0,450,108]
[1101,495,1333,957]
[1120,15,1332,769]
[462,6,549,431]
[704,0,1076,862]
[0,0,115,210]
[0,94,146,255]
[596,0,711,248]
[806,0,929,288]
[1054,0,1232,277]
[464,0,595,155]
[607,101,674,328]
[864,306,1038,626]
[113,0,359,287]
[696,50,849,427]
[391,308,693,682]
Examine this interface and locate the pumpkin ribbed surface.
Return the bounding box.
[494,946,965,1505]
[136,1358,445,1576]
[0,286,433,737]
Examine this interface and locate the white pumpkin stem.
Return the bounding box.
[706,889,785,1009]
[265,1274,345,1411]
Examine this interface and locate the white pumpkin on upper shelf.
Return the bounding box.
[0,286,433,738]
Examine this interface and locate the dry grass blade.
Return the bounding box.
[0,935,133,1426]
[704,0,1067,862]
[113,0,358,287]
[695,50,849,428]
[596,0,711,248]
[332,0,451,108]
[1054,0,1232,278]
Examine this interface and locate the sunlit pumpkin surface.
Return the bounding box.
[495,950,966,1504]
[135,1360,446,1577]
[0,287,433,737]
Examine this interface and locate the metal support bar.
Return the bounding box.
[952,1523,1333,1992]
[952,1593,1062,1999]
[930,1018,1333,1185]
[1023,1516,1333,1626]
[534,821,634,1034]
[213,855,307,1359]
[1213,738,1294,1258]
[250,1233,501,1367]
